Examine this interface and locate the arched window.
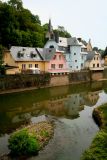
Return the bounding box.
[49,45,54,48]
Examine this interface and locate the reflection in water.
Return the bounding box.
[0,86,101,135]
[0,81,107,158]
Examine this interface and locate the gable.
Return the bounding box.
[44,40,58,49]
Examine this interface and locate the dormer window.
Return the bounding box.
[17,51,24,58]
[30,52,37,58]
[22,48,25,51]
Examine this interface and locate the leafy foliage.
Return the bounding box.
[0,0,44,48]
[102,47,107,58]
[0,45,5,75]
[8,129,39,156]
[0,0,71,50]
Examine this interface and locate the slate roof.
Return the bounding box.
[37,48,56,61]
[58,37,81,47]
[67,37,81,46]
[10,46,43,61]
[86,51,95,61]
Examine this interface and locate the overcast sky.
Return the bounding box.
[3,0,107,49]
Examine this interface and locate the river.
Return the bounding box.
[0,81,107,160]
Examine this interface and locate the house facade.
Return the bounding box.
[44,37,88,72]
[85,51,104,71]
[37,48,69,75]
[3,46,69,75]
[3,46,45,74]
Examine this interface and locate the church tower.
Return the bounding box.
[46,19,55,40]
[86,39,93,51]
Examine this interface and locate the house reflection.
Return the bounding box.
[84,91,100,106]
[0,90,101,134]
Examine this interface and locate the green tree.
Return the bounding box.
[93,47,98,51]
[31,32,44,47]
[102,47,107,58]
[0,45,5,75]
[8,0,23,10]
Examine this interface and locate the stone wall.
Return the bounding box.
[69,71,90,83]
[50,75,69,86]
[0,73,50,91]
[91,71,103,81]
[0,70,105,92]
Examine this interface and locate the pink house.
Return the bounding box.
[38,48,69,75]
[48,51,69,74]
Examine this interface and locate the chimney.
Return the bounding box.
[77,38,82,42]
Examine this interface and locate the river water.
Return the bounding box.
[0,81,107,160]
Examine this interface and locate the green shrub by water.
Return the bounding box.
[82,131,107,160]
[81,103,107,160]
[8,129,39,156]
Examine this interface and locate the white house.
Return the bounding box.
[44,37,88,72]
[45,19,104,72]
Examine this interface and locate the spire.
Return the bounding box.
[89,39,91,44]
[87,38,93,51]
[48,18,53,33]
[46,19,55,40]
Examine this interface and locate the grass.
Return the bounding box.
[81,103,107,160]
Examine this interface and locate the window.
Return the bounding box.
[49,45,54,48]
[74,53,76,55]
[59,55,61,60]
[81,63,83,67]
[97,63,99,67]
[81,48,87,52]
[51,64,55,69]
[53,55,56,60]
[82,55,84,59]
[29,64,32,68]
[59,64,63,68]
[76,66,78,68]
[22,64,26,70]
[97,57,98,60]
[22,48,25,51]
[31,52,37,58]
[68,45,70,52]
[17,51,24,58]
[35,64,38,68]
[94,57,96,60]
[93,64,95,67]
[33,54,37,58]
[75,60,77,62]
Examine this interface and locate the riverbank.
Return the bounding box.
[0,70,105,95]
[0,80,90,95]
[0,121,54,160]
[81,103,107,160]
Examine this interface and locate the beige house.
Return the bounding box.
[3,46,45,74]
[85,51,104,71]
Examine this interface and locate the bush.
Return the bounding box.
[8,129,39,156]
